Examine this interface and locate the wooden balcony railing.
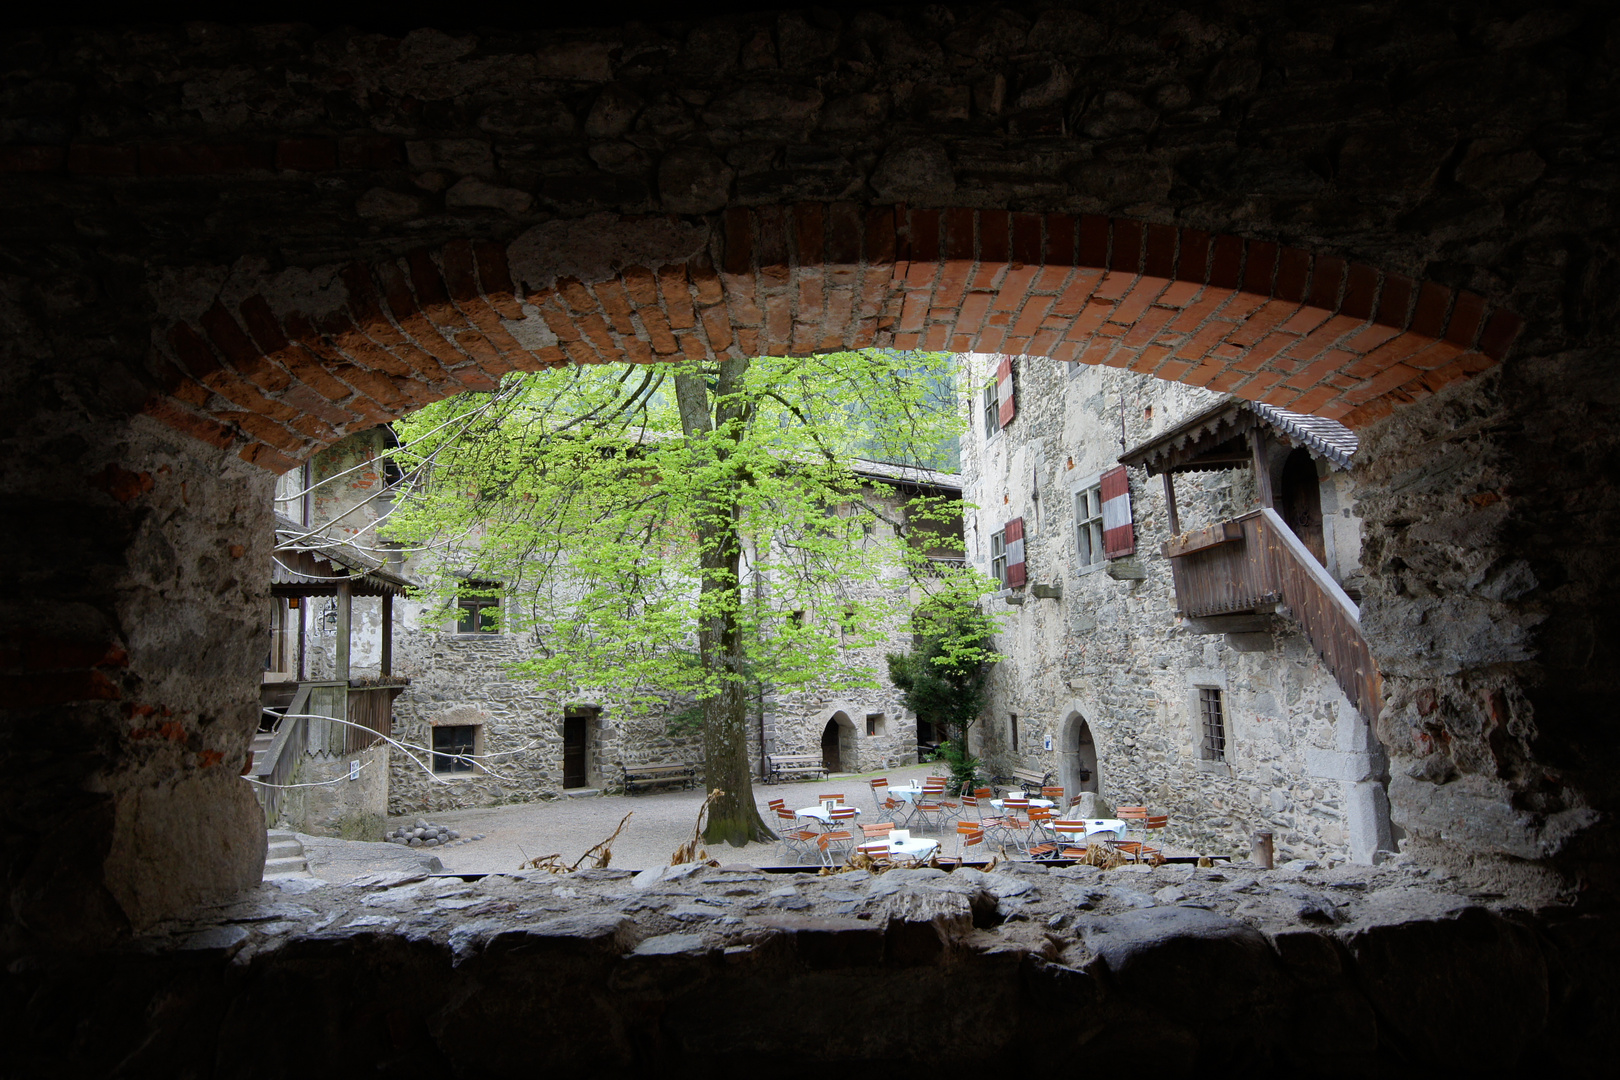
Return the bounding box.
[1164,508,1383,724]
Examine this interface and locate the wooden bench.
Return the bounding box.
[622,762,699,794]
[766,753,828,784]
[997,767,1051,796]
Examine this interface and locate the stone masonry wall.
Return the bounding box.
[961,354,1390,864]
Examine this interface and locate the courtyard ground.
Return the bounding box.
[374,762,944,876]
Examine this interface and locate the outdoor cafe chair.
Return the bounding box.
[859,821,895,841]
[1028,816,1086,860]
[951,823,985,864]
[1114,814,1169,864]
[868,777,890,810]
[818,793,847,805]
[855,840,892,864]
[828,805,861,831]
[883,795,913,825]
[1041,786,1065,805]
[775,808,820,863]
[911,800,946,831]
[816,829,855,866]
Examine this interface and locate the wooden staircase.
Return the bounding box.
[1165,507,1383,724]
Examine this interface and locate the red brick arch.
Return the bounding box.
[148,205,1522,471]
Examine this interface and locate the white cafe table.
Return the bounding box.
[798,804,862,826]
[859,836,939,862]
[1048,819,1126,841]
[991,797,1056,811]
[886,784,925,803]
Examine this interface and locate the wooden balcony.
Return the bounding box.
[1165,508,1383,724]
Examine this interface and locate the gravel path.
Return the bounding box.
[391,763,944,875]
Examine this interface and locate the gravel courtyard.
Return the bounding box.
[383,762,943,875]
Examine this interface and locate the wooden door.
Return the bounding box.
[1279,449,1327,566]
[563,714,587,788]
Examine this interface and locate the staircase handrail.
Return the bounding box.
[1254,507,1383,723]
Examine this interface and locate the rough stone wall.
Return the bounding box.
[5,1,1620,952]
[1,405,269,950]
[1355,359,1618,882]
[962,354,1389,863]
[280,741,390,839]
[3,859,1607,1076]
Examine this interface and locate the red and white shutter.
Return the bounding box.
[996,356,1016,427]
[1004,516,1026,587]
[1100,466,1136,558]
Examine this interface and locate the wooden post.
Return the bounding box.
[380,591,394,677]
[335,578,352,683]
[1250,428,1275,509]
[1162,471,1181,536]
[295,598,306,681]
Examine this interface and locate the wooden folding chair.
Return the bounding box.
[868,777,891,811]
[855,840,892,863]
[774,808,820,863]
[818,793,847,805]
[1114,814,1169,864]
[883,795,914,826]
[767,797,787,813]
[828,805,860,831]
[1041,786,1065,806]
[954,822,986,861]
[816,829,854,866]
[860,821,896,841]
[1031,819,1088,860]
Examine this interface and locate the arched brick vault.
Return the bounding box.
[151,206,1521,472]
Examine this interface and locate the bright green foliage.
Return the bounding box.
[385,350,979,843]
[885,578,1005,793]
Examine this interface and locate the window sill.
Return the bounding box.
[1195,759,1232,776]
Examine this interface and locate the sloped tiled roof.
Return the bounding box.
[1120,398,1359,475]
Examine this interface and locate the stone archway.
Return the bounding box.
[821,711,855,774]
[1058,711,1101,801]
[142,209,1518,472]
[5,7,1616,961]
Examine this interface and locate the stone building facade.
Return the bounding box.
[960,352,1392,864]
[285,432,961,813]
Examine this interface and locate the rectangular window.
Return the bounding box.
[456,580,501,634]
[990,529,1007,588]
[1075,484,1105,567]
[983,381,1001,438]
[866,713,884,737]
[1010,713,1019,753]
[432,725,477,774]
[1199,688,1227,762]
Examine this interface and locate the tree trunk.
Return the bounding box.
[674,360,775,846]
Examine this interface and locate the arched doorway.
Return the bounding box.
[1279,447,1327,566]
[821,715,847,773]
[1059,712,1100,800]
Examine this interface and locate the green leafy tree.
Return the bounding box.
[886,578,1005,793]
[386,351,967,845]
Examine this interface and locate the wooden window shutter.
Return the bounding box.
[1100,466,1136,557]
[996,356,1016,427]
[1004,516,1026,587]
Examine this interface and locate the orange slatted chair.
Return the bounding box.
[868,777,891,810]
[816,829,855,865]
[1114,814,1169,865]
[774,807,820,863]
[818,793,846,805]
[860,821,896,840]
[829,805,861,830]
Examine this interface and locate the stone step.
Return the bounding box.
[263,856,309,876]
[563,788,601,799]
[267,830,298,843]
[267,840,303,860]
